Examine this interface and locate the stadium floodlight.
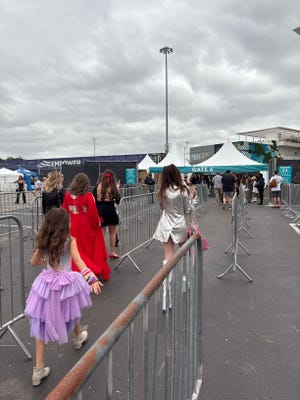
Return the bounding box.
[160,46,173,154]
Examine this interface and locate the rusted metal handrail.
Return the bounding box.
[45,234,203,400]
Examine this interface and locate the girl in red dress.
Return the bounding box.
[63,173,111,281]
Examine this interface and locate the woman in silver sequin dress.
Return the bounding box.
[153,164,193,310]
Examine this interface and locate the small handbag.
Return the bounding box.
[269,179,277,188]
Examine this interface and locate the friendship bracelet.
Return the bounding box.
[81,267,99,285]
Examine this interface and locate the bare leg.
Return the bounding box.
[73,321,81,337]
[162,238,175,311]
[164,237,175,261]
[108,225,118,254]
[32,339,50,386]
[35,340,45,368]
[101,226,106,241]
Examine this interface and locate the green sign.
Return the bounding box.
[278,166,292,184]
[125,168,137,184]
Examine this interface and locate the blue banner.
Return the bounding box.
[125,168,137,184]
[278,166,292,184]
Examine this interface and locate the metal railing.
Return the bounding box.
[218,189,253,282]
[115,192,161,272]
[0,190,39,239]
[0,215,32,359]
[45,234,203,400]
[281,183,300,223]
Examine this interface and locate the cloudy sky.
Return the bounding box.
[1,0,300,160]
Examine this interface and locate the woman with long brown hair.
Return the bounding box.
[63,173,111,281]
[93,169,121,259]
[153,164,193,311]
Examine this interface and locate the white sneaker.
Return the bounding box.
[74,329,88,349]
[32,365,50,386]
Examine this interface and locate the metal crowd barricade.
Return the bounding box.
[116,192,161,272]
[238,186,253,239]
[0,215,32,360]
[0,190,36,239]
[28,195,43,247]
[194,183,209,214]
[120,185,155,198]
[45,234,203,400]
[281,183,300,221]
[218,192,253,282]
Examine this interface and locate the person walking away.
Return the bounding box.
[15,175,26,204]
[153,164,193,311]
[93,169,121,260]
[221,170,236,209]
[25,208,102,386]
[246,176,253,203]
[256,173,265,205]
[240,175,249,203]
[144,173,155,203]
[269,170,283,208]
[42,171,65,214]
[251,177,258,202]
[212,172,222,205]
[63,173,111,281]
[33,177,42,196]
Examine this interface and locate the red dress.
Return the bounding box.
[62,191,111,280]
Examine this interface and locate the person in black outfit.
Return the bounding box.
[144,173,155,203]
[15,175,26,204]
[93,169,121,259]
[256,173,265,205]
[42,171,65,214]
[221,170,236,209]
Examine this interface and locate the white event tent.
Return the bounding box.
[0,167,21,191]
[149,142,191,173]
[138,154,157,171]
[184,138,268,174]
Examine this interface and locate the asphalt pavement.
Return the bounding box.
[0,195,299,400]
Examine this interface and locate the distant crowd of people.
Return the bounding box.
[182,170,284,209]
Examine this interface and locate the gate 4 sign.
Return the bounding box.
[278,166,292,184]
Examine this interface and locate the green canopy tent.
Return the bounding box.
[150,138,268,174]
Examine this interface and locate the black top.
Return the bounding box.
[42,189,65,214]
[17,179,25,191]
[222,174,236,192]
[144,176,155,186]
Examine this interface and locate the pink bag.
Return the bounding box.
[187,223,210,251]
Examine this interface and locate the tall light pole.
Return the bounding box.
[92,136,96,156]
[185,141,189,165]
[160,46,173,154]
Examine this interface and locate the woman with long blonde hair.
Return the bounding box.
[42,170,65,214]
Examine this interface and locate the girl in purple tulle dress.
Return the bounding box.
[25,208,102,386]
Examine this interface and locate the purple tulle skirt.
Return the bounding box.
[25,269,92,344]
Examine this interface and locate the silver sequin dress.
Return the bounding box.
[153,187,193,244]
